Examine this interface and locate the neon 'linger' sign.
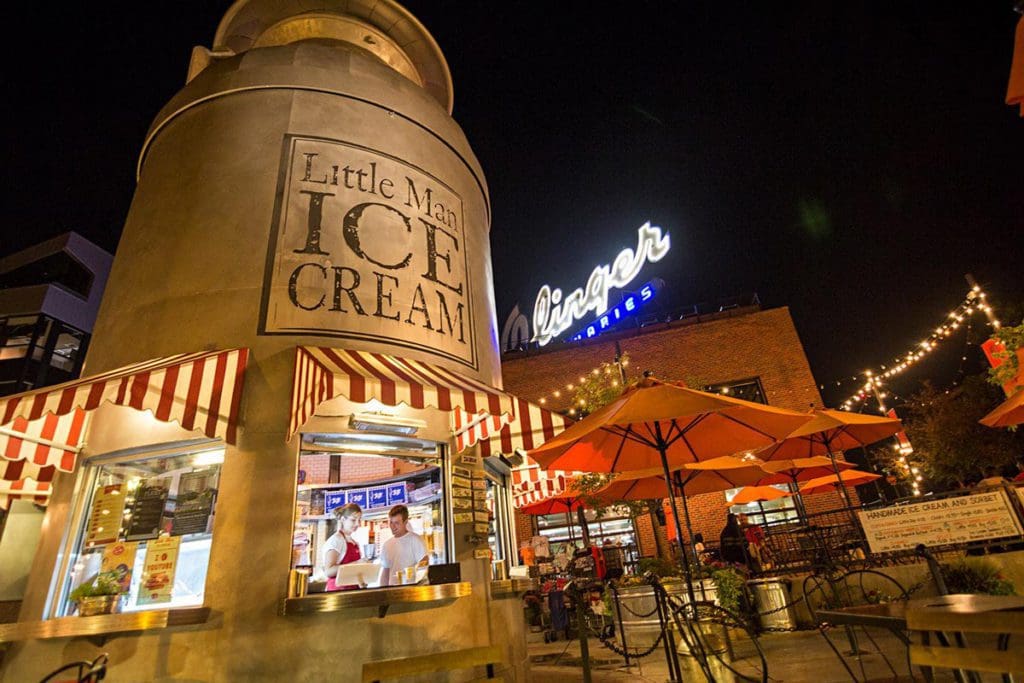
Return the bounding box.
[531,222,671,346]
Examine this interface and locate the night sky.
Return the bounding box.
[3,2,1021,409]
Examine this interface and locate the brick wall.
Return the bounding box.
[298,453,396,485]
[503,306,836,556]
[502,306,822,414]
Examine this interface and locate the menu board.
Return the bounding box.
[126,478,171,541]
[387,483,408,505]
[859,490,1024,553]
[101,541,138,593]
[346,489,368,509]
[171,470,218,536]
[85,484,126,547]
[368,486,388,509]
[138,536,181,606]
[324,490,346,515]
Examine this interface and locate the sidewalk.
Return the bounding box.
[527,627,946,682]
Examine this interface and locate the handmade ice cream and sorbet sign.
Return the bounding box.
[261,136,476,368]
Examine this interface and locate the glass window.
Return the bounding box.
[53,446,224,617]
[295,432,447,591]
[533,506,638,563]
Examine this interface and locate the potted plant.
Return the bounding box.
[69,571,123,616]
[709,563,747,615]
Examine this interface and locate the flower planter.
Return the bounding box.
[676,618,730,657]
[76,595,120,617]
[747,577,796,631]
[611,579,718,651]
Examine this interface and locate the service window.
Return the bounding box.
[51,445,224,617]
[294,432,447,592]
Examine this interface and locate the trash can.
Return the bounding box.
[748,577,795,631]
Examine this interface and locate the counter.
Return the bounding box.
[281,582,471,616]
[0,607,210,643]
[490,578,537,598]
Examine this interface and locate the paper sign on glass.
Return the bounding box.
[138,536,181,606]
[86,484,126,547]
[101,541,138,593]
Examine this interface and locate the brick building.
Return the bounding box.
[501,303,852,560]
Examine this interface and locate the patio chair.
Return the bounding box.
[802,568,912,682]
[907,602,1024,683]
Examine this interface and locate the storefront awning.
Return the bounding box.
[512,470,571,508]
[0,348,249,505]
[451,396,577,507]
[0,479,51,510]
[289,347,517,440]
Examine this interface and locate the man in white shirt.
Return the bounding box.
[378,505,428,586]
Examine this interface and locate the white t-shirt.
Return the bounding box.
[380,532,427,583]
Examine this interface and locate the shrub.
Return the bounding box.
[941,558,1015,596]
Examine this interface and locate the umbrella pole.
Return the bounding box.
[825,444,860,528]
[788,478,808,523]
[656,445,698,605]
[678,488,707,602]
[576,505,592,547]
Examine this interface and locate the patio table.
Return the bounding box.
[817,595,1024,682]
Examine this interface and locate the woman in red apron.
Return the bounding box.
[322,503,364,591]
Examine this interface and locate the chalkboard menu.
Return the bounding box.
[126,478,171,541]
[171,469,218,536]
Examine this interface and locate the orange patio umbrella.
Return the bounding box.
[529,378,810,601]
[730,484,792,505]
[755,409,901,510]
[589,455,769,597]
[980,389,1024,428]
[757,455,859,520]
[798,469,882,496]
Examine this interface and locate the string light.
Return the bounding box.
[838,286,999,411]
[530,354,631,407]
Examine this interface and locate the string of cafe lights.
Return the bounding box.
[836,285,1000,412]
[536,357,630,416]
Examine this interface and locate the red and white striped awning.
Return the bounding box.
[454,396,576,508]
[512,470,571,508]
[1,408,86,484]
[0,479,52,510]
[475,396,574,458]
[0,348,249,506]
[289,347,517,439]
[452,407,513,453]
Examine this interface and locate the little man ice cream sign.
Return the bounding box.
[261,136,476,368]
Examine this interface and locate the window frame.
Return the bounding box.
[44,438,223,620]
